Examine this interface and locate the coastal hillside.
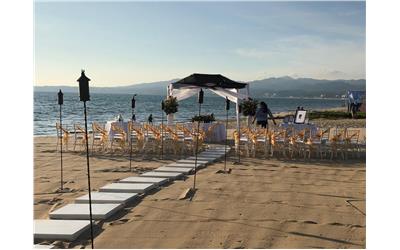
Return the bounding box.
[35,76,365,98]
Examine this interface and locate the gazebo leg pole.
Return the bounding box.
[161,111,164,160]
[235,90,241,164]
[193,103,201,193]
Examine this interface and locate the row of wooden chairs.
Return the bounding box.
[56,123,88,151]
[56,121,221,156]
[233,126,365,160]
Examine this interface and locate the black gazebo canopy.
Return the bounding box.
[171,73,247,89]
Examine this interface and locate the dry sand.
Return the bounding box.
[34,136,365,249]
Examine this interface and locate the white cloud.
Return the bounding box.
[233,35,365,79]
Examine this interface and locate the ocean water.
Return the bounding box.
[34,91,345,136]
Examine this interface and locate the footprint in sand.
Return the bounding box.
[328,222,344,226]
[110,218,130,226]
[327,222,365,228]
[350,224,365,228]
[303,220,318,224]
[37,197,63,205]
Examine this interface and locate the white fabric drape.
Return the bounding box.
[209,88,248,103]
[167,83,249,130]
[170,86,248,103]
[170,88,198,101]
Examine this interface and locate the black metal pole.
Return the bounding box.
[59,104,63,190]
[129,109,133,172]
[193,103,201,191]
[224,106,228,172]
[238,115,241,163]
[161,111,164,160]
[83,101,94,249]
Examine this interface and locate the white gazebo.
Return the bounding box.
[167,73,250,129]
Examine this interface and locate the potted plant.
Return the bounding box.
[163,96,178,125]
[191,113,215,123]
[240,98,258,127]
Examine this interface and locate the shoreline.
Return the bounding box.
[34,106,363,137]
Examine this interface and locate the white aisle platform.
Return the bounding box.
[34,219,91,241]
[75,192,138,204]
[199,153,225,157]
[49,203,122,220]
[177,159,210,164]
[186,156,217,162]
[118,176,169,186]
[34,244,54,249]
[167,163,204,168]
[140,171,184,179]
[154,166,193,174]
[99,183,155,193]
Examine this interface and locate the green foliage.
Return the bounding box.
[163,96,178,115]
[191,114,215,123]
[309,111,366,120]
[241,99,259,116]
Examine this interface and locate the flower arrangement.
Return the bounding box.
[163,96,179,115]
[240,98,259,116]
[191,113,215,123]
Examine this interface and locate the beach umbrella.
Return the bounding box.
[57,90,64,190]
[77,70,94,249]
[192,88,204,195]
[129,95,136,171]
[224,97,230,172]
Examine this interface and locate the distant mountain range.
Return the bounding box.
[34,76,365,98]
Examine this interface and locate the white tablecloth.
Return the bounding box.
[279,123,318,134]
[105,121,129,141]
[186,122,226,142]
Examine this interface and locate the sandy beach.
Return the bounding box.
[34,132,365,249]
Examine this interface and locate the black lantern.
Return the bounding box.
[198,88,204,104]
[58,90,64,105]
[131,95,136,109]
[161,100,165,111]
[58,89,64,190]
[77,69,94,249]
[77,70,91,102]
[225,97,230,111]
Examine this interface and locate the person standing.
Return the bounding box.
[252,102,276,128]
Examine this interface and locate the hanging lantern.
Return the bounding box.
[77,70,91,102]
[58,90,64,105]
[198,89,204,104]
[131,95,136,109]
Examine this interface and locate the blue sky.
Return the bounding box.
[34,1,365,86]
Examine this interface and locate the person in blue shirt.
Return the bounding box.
[252,102,276,128]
